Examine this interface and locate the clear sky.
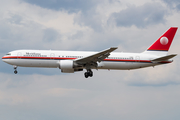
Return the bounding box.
[0,0,180,120]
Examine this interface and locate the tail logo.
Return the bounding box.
[147,27,177,51]
[160,37,168,45]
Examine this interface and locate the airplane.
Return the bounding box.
[2,27,178,78]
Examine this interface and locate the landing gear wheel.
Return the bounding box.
[13,66,18,74]
[84,69,93,78]
[89,71,93,77]
[14,70,18,74]
[84,72,89,78]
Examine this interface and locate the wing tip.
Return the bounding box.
[110,47,118,49]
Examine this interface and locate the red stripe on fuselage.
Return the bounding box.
[2,56,76,60]
[2,56,171,64]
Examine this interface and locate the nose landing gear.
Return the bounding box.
[14,66,18,74]
[14,70,18,74]
[84,69,93,78]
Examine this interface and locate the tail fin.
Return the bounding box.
[143,27,178,56]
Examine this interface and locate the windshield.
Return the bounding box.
[6,53,11,56]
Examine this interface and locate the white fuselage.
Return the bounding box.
[2,50,171,71]
[1,27,177,78]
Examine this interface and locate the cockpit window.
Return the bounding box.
[6,53,11,56]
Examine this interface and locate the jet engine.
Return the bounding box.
[59,60,74,73]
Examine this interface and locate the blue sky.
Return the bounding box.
[0,0,180,120]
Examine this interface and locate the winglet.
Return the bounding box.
[108,47,118,52]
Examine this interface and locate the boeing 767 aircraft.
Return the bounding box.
[2,27,178,78]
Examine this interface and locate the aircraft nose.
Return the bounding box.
[2,56,6,62]
[2,56,9,63]
[2,56,14,65]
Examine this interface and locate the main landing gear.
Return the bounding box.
[84,69,93,78]
[14,66,18,74]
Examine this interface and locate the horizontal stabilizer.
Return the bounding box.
[151,54,177,61]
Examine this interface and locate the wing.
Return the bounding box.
[75,47,118,66]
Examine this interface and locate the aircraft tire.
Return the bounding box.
[14,70,18,74]
[84,72,89,78]
[89,72,93,77]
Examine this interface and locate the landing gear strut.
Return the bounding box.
[84,69,93,78]
[14,66,18,74]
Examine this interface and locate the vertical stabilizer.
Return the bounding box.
[143,27,178,56]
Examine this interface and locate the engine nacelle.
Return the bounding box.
[59,60,74,73]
